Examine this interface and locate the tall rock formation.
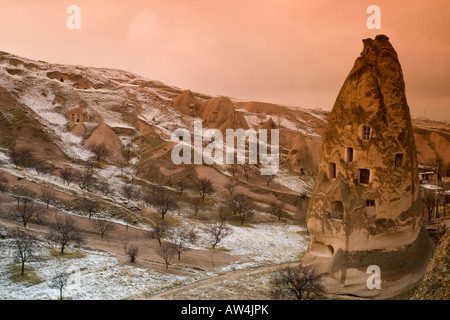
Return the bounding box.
[302,35,433,298]
[199,96,249,131]
[172,89,200,117]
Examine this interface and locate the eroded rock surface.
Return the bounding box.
[302,35,433,298]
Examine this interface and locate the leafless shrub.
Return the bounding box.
[121,184,141,201]
[168,227,196,260]
[89,143,110,163]
[60,168,76,186]
[48,271,69,300]
[10,228,36,275]
[77,197,101,219]
[227,194,253,225]
[10,147,33,168]
[196,178,214,202]
[147,221,171,246]
[269,200,286,221]
[126,244,140,263]
[11,186,41,228]
[40,186,57,209]
[156,242,178,269]
[48,216,84,254]
[93,218,116,239]
[270,264,325,300]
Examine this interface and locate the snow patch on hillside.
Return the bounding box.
[0,239,208,300]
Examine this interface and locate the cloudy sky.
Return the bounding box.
[1,0,449,120]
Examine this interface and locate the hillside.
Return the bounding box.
[0,50,449,300]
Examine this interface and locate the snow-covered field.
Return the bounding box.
[0,220,309,300]
[0,238,210,300]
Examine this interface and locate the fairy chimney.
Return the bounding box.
[301,35,433,298]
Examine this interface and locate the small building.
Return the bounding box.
[419,171,437,184]
[65,107,90,123]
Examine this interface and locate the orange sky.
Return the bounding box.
[0,0,449,120]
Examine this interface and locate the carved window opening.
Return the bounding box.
[346,147,354,163]
[328,162,336,179]
[395,153,404,168]
[366,199,375,207]
[359,169,370,184]
[330,201,344,220]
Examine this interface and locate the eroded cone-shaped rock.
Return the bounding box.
[172,89,199,117]
[200,96,249,131]
[302,35,433,298]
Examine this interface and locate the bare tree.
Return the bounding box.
[224,180,236,198]
[208,220,233,249]
[176,179,186,198]
[196,178,214,202]
[422,188,436,222]
[95,178,113,197]
[60,168,75,186]
[76,197,101,219]
[11,229,36,275]
[10,147,33,168]
[147,221,171,246]
[76,169,96,191]
[191,197,204,217]
[121,184,141,201]
[128,162,143,182]
[152,190,178,219]
[89,143,110,163]
[168,227,196,260]
[34,159,55,176]
[48,216,84,254]
[40,186,56,209]
[11,187,41,228]
[141,188,153,207]
[49,271,69,300]
[126,244,140,263]
[228,194,253,225]
[156,242,178,269]
[120,235,129,253]
[270,264,325,300]
[270,200,286,221]
[93,218,116,239]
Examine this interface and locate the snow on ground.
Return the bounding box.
[273,171,314,194]
[189,220,309,271]
[0,238,210,300]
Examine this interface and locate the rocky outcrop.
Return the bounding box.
[47,71,91,89]
[286,134,320,176]
[301,35,433,298]
[199,96,249,131]
[411,229,450,300]
[84,122,124,163]
[172,89,199,117]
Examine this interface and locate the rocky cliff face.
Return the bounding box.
[412,229,449,300]
[302,35,433,298]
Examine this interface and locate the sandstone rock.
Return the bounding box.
[286,134,320,176]
[411,229,450,300]
[199,96,249,131]
[85,122,124,163]
[172,89,199,117]
[302,35,433,298]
